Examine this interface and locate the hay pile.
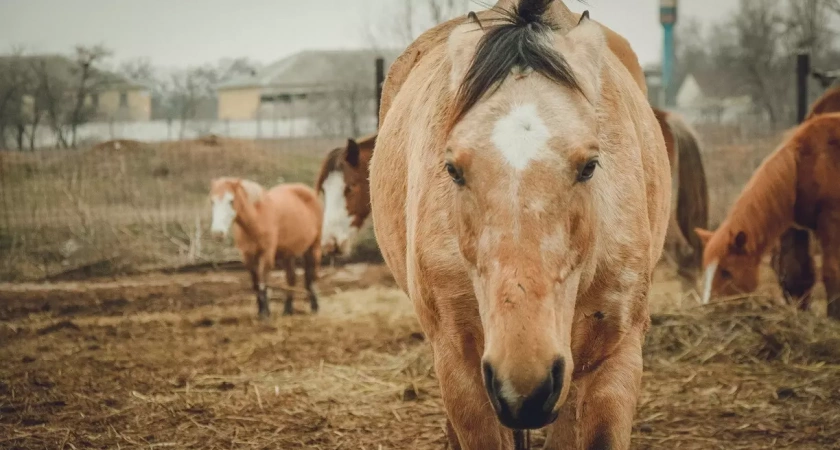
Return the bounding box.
[646,297,840,365]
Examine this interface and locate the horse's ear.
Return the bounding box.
[694,228,713,247]
[559,12,606,103]
[447,19,484,92]
[731,231,748,254]
[345,139,360,167]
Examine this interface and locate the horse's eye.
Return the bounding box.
[577,158,599,182]
[445,162,465,186]
[720,269,732,280]
[344,185,351,196]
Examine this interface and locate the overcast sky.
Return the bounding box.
[0,0,735,69]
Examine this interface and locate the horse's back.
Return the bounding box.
[807,87,840,119]
[263,183,322,253]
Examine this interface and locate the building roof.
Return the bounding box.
[216,49,402,91]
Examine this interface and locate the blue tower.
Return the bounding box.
[660,0,678,107]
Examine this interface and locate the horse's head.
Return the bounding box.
[209,177,263,239]
[444,3,606,430]
[695,226,761,303]
[210,178,240,239]
[318,137,373,256]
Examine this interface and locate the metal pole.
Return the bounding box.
[796,52,810,124]
[662,23,675,107]
[375,57,385,129]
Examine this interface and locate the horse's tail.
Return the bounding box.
[665,111,709,270]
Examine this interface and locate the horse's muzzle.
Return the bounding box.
[483,357,565,430]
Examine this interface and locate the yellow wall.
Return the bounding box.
[91,88,151,121]
[217,88,260,120]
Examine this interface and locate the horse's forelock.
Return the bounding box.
[450,0,582,126]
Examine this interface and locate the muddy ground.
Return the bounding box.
[1,263,839,449]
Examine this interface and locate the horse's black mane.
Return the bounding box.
[453,0,584,123]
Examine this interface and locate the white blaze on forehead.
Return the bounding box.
[210,191,236,235]
[491,103,551,171]
[321,171,358,250]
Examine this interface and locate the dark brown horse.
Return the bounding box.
[315,134,376,256]
[654,108,709,289]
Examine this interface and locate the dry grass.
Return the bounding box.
[1,264,839,449]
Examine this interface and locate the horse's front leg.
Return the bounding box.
[544,331,644,450]
[430,333,512,450]
[255,251,275,319]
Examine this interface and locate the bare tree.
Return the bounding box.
[31,58,72,148]
[164,66,218,139]
[365,0,470,49]
[0,48,30,150]
[68,45,111,147]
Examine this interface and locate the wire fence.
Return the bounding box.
[0,120,790,282]
[0,134,350,281]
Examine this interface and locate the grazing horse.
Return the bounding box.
[315,134,376,256]
[654,108,709,288]
[695,113,840,320]
[210,178,323,318]
[369,2,671,449]
[771,84,840,306]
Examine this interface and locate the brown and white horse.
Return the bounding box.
[210,178,323,318]
[370,2,671,449]
[316,134,376,256]
[695,113,840,320]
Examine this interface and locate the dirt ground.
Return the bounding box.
[1,263,839,449]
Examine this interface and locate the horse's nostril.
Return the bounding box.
[483,357,564,430]
[548,357,565,411]
[482,361,501,411]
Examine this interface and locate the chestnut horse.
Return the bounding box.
[210,178,323,318]
[770,84,840,306]
[695,113,840,320]
[370,2,671,449]
[315,133,376,256]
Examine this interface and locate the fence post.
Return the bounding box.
[775,51,814,307]
[796,52,810,124]
[375,57,385,129]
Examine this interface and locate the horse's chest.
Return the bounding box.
[570,274,647,371]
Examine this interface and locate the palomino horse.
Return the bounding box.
[695,113,840,320]
[210,178,323,318]
[770,84,840,306]
[317,30,707,298]
[370,2,671,449]
[316,134,376,256]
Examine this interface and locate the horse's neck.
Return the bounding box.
[233,190,265,240]
[727,144,799,254]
